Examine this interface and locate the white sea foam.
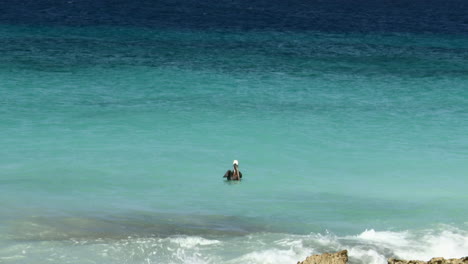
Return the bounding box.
[232,248,307,264]
[167,236,221,248]
[398,229,468,261]
[227,235,312,264]
[356,229,411,247]
[288,226,468,264]
[348,248,387,264]
[352,227,468,261]
[1,226,467,264]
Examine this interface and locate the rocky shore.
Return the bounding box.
[297,250,348,264]
[296,250,468,264]
[388,257,468,264]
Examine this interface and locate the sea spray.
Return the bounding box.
[1,227,467,264]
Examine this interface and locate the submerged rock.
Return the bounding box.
[297,250,348,264]
[388,256,468,264]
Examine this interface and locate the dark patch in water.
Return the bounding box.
[0,0,467,34]
[8,212,270,241]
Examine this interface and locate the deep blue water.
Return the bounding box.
[1,0,467,34]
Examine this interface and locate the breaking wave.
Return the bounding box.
[1,225,467,264]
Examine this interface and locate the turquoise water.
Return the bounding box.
[1,21,468,264]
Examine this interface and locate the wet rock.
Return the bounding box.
[388,256,468,264]
[297,250,348,264]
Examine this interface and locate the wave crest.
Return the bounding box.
[1,225,467,264]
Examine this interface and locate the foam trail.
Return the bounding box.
[228,237,311,264]
[1,227,467,264]
[351,226,468,262]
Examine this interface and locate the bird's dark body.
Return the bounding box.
[223,170,242,181]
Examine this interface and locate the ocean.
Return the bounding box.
[0,1,467,263]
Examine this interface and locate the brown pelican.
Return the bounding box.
[223,160,243,181]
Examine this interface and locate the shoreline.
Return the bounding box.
[297,250,468,264]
